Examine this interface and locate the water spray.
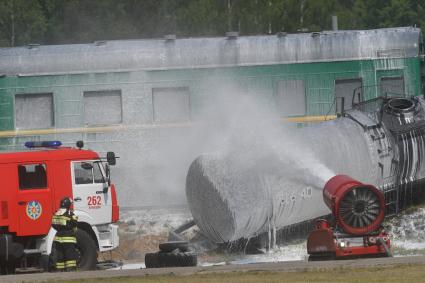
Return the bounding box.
[185,96,425,248]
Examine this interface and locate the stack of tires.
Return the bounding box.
[145,241,197,268]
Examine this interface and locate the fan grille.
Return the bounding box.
[338,187,381,228]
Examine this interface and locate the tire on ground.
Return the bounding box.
[145,251,197,268]
[177,252,197,267]
[158,241,189,252]
[145,252,160,268]
[75,229,98,270]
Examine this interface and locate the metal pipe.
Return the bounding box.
[332,16,338,31]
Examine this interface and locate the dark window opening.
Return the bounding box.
[380,76,405,97]
[74,161,105,185]
[93,162,104,184]
[422,75,425,96]
[74,162,94,185]
[335,78,363,112]
[18,164,47,190]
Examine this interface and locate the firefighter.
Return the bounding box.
[51,197,78,271]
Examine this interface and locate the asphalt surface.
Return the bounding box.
[2,256,425,282]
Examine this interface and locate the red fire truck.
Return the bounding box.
[0,141,119,274]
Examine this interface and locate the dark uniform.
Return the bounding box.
[51,197,78,271]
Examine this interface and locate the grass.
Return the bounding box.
[44,263,425,283]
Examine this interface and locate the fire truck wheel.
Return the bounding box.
[158,241,189,252]
[0,261,15,275]
[39,254,52,272]
[75,229,98,270]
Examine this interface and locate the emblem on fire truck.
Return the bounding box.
[26,200,42,220]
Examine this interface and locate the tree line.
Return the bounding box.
[0,0,424,47]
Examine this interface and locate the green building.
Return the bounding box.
[0,27,422,206]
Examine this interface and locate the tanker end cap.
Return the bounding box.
[323,175,385,235]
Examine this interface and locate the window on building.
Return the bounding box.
[380,76,404,97]
[276,80,306,116]
[83,90,122,125]
[18,164,47,190]
[152,87,191,123]
[334,78,363,112]
[15,93,53,129]
[422,75,425,96]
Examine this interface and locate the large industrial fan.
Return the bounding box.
[307,175,391,260]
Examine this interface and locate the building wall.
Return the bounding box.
[0,57,421,206]
[0,57,421,129]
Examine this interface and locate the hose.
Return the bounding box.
[377,238,393,257]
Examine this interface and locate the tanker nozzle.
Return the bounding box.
[323,175,385,235]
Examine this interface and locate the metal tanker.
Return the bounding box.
[186,95,425,244]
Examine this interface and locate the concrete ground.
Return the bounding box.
[1,255,425,282]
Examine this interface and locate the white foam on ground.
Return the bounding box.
[114,243,306,270]
[230,244,307,264]
[387,207,425,253]
[118,208,308,269]
[394,241,425,250]
[120,208,192,235]
[112,263,145,270]
[114,206,425,270]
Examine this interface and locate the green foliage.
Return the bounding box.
[0,0,423,47]
[379,0,423,28]
[176,0,227,36]
[0,0,46,46]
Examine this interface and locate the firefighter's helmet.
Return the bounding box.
[60,197,72,209]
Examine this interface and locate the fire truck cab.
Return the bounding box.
[0,141,119,273]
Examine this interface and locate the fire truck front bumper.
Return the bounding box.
[94,223,119,252]
[0,234,24,261]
